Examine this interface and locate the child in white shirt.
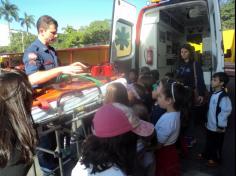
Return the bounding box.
[154,78,191,176]
[198,72,232,167]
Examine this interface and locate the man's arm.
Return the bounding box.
[28,62,87,85]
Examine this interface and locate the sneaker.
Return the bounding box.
[185,137,197,148]
[41,167,55,176]
[191,138,197,146]
[196,153,205,160]
[206,160,218,167]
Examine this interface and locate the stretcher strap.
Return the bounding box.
[77,74,103,87]
[56,74,103,87]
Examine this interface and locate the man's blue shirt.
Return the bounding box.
[23,39,59,75]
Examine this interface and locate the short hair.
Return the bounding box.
[127,83,146,106]
[140,66,151,74]
[129,68,138,75]
[164,72,174,79]
[104,82,129,105]
[138,74,154,91]
[150,69,159,81]
[212,72,230,87]
[80,132,137,175]
[132,104,150,122]
[36,15,58,32]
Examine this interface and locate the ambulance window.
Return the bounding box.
[114,21,132,58]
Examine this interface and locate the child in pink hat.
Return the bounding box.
[71,103,154,176]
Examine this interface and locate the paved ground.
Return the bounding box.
[181,76,235,176]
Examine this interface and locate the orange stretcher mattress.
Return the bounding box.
[31,77,127,124]
[33,75,119,108]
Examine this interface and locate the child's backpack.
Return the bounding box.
[210,90,229,129]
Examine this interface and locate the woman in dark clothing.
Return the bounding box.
[175,44,208,155]
[0,69,37,176]
[175,43,206,102]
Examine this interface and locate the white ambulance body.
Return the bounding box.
[110,0,224,88]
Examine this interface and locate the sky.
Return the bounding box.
[0,0,149,35]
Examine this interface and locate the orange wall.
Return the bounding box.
[56,45,110,65]
[1,45,110,67]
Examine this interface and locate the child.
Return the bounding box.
[127,83,146,106]
[132,104,157,176]
[127,68,139,84]
[71,103,154,176]
[150,69,160,92]
[151,72,174,125]
[104,82,129,105]
[154,78,190,176]
[0,69,37,176]
[140,66,151,75]
[75,82,129,154]
[198,72,232,166]
[137,74,154,112]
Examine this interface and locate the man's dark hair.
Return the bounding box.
[36,15,58,32]
[129,68,138,75]
[140,66,151,74]
[212,72,230,87]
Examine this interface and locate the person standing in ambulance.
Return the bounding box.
[175,44,208,149]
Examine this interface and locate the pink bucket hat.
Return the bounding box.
[92,103,154,137]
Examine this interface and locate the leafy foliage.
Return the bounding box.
[53,26,82,49]
[19,12,35,33]
[220,0,235,29]
[81,19,111,45]
[53,20,111,49]
[0,32,36,53]
[0,0,19,30]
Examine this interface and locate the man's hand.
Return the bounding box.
[61,62,88,75]
[28,62,88,86]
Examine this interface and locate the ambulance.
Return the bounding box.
[223,29,235,76]
[110,0,225,88]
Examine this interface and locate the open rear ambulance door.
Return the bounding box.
[110,0,137,73]
[207,0,224,72]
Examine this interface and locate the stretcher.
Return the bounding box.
[31,74,127,124]
[31,73,127,176]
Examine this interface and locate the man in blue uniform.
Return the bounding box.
[23,15,86,87]
[23,15,87,173]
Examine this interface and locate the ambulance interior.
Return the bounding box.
[140,1,212,83]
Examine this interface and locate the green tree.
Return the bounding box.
[220,0,235,29]
[0,0,19,32]
[82,19,111,45]
[19,12,35,34]
[0,32,36,53]
[53,26,82,49]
